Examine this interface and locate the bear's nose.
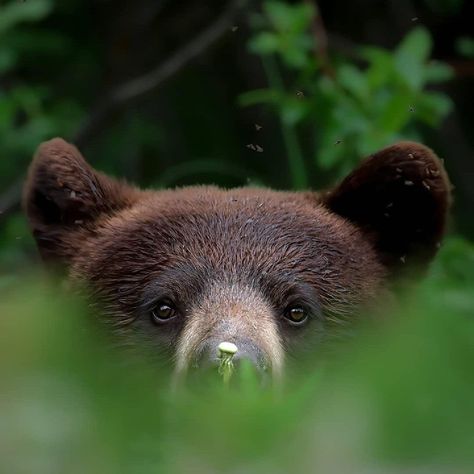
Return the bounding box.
[193,338,268,377]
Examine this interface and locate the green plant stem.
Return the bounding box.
[262,55,308,190]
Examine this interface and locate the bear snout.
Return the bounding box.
[194,338,269,374]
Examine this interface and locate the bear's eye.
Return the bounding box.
[151,301,177,324]
[284,306,308,326]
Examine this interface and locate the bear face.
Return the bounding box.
[23,139,451,381]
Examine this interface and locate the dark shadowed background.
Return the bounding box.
[0,0,473,278]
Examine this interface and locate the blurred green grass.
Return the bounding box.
[1,237,473,473]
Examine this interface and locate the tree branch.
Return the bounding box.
[304,0,335,78]
[0,0,244,223]
[74,0,244,147]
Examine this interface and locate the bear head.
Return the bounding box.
[23,138,451,382]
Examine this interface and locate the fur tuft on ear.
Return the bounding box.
[23,138,139,263]
[323,141,451,275]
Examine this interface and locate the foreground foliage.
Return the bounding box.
[1,237,473,473]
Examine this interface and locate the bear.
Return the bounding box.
[23,138,451,382]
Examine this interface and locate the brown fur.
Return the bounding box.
[23,138,451,378]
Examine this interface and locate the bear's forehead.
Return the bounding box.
[82,186,378,281]
[101,186,362,255]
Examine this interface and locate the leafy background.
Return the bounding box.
[0,0,473,472]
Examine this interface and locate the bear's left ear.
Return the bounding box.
[23,138,140,263]
[322,141,451,275]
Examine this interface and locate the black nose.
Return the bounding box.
[194,339,268,375]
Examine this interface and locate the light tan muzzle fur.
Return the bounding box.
[174,283,284,381]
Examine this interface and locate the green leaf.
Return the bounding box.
[337,64,370,101]
[333,98,370,135]
[455,36,474,58]
[361,47,395,90]
[0,0,53,35]
[424,61,454,83]
[281,43,311,69]
[238,88,281,107]
[416,92,453,126]
[394,27,432,91]
[378,93,413,133]
[280,97,310,126]
[317,138,346,169]
[0,48,16,73]
[264,1,293,32]
[265,1,313,34]
[249,32,279,55]
[0,92,16,128]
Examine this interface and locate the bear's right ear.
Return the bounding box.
[321,141,451,278]
[23,138,139,263]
